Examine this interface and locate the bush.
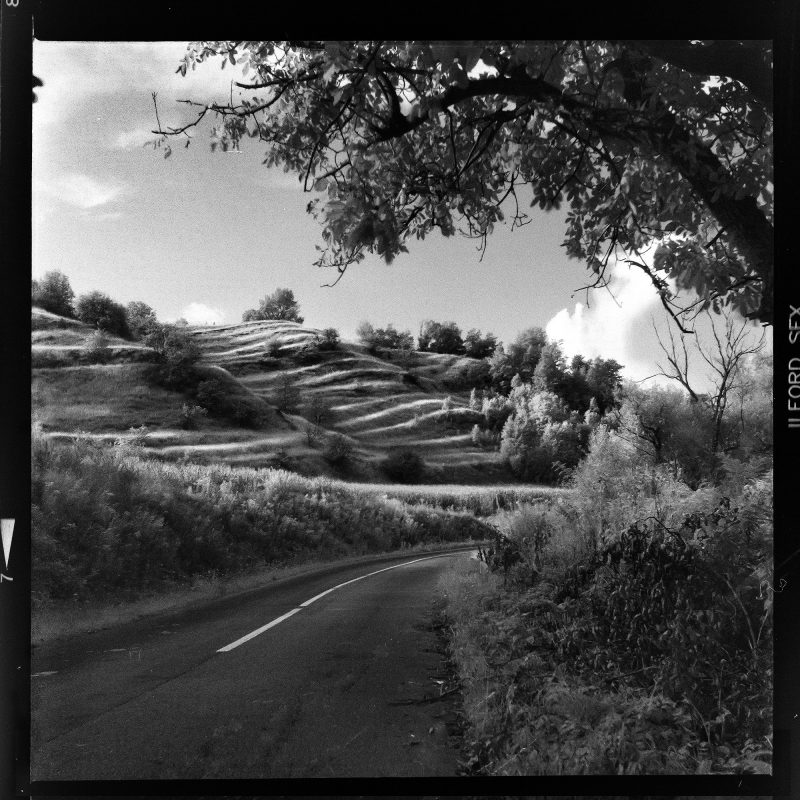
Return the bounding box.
[381,448,426,483]
[441,357,491,390]
[323,433,354,466]
[75,291,130,338]
[32,271,75,317]
[195,378,263,428]
[146,324,201,389]
[180,403,208,430]
[84,329,111,364]
[318,327,340,350]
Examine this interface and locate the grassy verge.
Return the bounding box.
[31,427,494,606]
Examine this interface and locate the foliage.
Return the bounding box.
[180,402,208,430]
[500,387,587,483]
[318,327,340,350]
[380,448,426,483]
[323,433,354,466]
[31,430,492,602]
[162,41,772,322]
[417,319,465,354]
[242,287,303,323]
[463,328,498,359]
[274,373,301,411]
[75,291,130,338]
[436,358,488,392]
[356,320,414,352]
[445,452,772,775]
[610,383,718,487]
[32,270,75,318]
[488,327,547,393]
[83,329,111,364]
[145,324,201,389]
[125,301,159,340]
[195,376,264,428]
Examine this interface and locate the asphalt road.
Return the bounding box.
[31,549,474,779]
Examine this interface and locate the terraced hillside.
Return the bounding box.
[32,310,514,483]
[189,320,511,482]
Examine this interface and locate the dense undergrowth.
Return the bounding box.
[443,427,773,776]
[31,426,493,603]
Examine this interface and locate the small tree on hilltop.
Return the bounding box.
[418,320,465,355]
[75,291,130,338]
[32,270,76,318]
[245,287,304,323]
[463,328,498,359]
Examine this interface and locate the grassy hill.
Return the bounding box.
[32,309,515,483]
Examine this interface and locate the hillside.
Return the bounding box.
[31,309,515,483]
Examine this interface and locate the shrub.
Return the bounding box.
[180,403,208,430]
[381,448,426,483]
[146,324,201,389]
[195,378,262,428]
[323,433,354,466]
[32,270,75,318]
[195,377,227,414]
[441,357,491,391]
[275,374,301,411]
[75,291,130,338]
[84,329,111,364]
[318,327,340,350]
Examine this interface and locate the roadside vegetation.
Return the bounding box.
[442,345,773,775]
[31,424,494,605]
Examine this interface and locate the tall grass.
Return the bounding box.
[31,427,494,603]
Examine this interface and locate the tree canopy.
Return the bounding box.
[156,40,773,325]
[32,270,75,318]
[243,287,304,323]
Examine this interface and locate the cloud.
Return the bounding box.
[115,127,159,149]
[545,259,664,382]
[36,173,125,210]
[179,302,226,326]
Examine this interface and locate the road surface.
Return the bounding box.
[31,550,473,779]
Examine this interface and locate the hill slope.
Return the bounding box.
[32,310,514,483]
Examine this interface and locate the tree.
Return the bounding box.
[125,301,159,340]
[156,41,773,325]
[488,327,548,393]
[244,287,304,323]
[75,291,130,338]
[652,308,766,453]
[532,341,568,396]
[463,328,497,359]
[357,320,414,352]
[418,320,464,354]
[32,270,75,317]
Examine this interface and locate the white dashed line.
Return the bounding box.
[216,553,454,653]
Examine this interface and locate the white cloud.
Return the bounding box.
[36,173,125,210]
[179,302,226,326]
[545,259,664,382]
[115,127,159,149]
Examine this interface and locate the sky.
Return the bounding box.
[32,41,771,393]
